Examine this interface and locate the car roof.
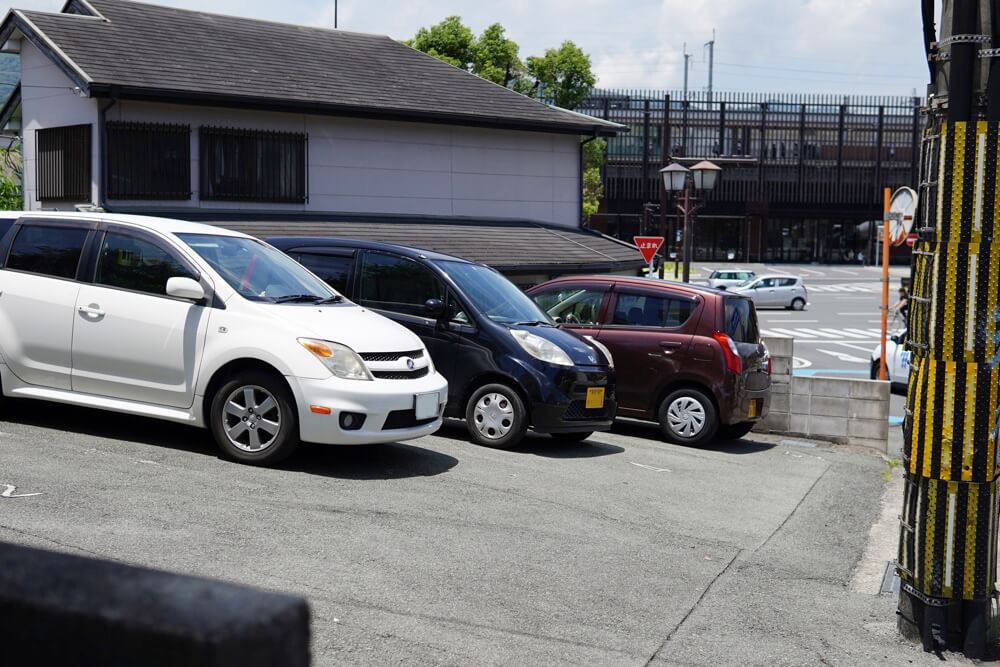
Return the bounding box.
[534,274,734,298]
[752,274,800,280]
[266,236,475,265]
[12,211,252,239]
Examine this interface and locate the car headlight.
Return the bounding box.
[298,338,372,380]
[510,329,573,367]
[584,335,614,368]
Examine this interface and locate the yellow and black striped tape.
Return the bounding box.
[908,239,1000,363]
[898,473,1000,600]
[929,121,1000,244]
[904,358,1000,482]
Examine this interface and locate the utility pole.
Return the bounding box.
[897,0,1000,659]
[683,42,690,101]
[704,30,715,103]
[334,0,338,28]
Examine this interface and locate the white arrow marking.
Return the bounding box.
[1,484,43,498]
[630,462,672,473]
[792,357,813,369]
[817,349,869,364]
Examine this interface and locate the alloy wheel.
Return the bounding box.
[222,385,282,452]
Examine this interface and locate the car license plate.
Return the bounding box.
[748,399,759,418]
[585,387,605,409]
[414,392,439,420]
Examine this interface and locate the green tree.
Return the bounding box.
[472,23,523,87]
[581,138,606,222]
[406,16,475,69]
[525,41,596,110]
[0,172,21,210]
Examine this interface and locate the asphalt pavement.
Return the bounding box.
[0,396,967,666]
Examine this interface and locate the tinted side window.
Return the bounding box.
[359,251,444,317]
[0,218,14,242]
[725,297,760,343]
[7,225,88,279]
[532,287,605,325]
[295,252,353,294]
[96,232,196,295]
[778,278,798,287]
[612,292,694,328]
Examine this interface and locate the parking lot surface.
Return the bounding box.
[0,399,962,665]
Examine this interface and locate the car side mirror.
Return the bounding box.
[166,277,205,302]
[424,298,446,320]
[890,334,901,344]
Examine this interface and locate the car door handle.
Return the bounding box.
[78,305,105,317]
[660,341,682,354]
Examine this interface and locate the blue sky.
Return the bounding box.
[2,0,931,96]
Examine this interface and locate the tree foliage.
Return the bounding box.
[525,42,596,111]
[0,172,22,210]
[407,16,475,70]
[473,23,523,87]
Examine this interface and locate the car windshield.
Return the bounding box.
[435,260,551,324]
[176,233,338,303]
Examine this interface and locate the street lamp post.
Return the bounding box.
[659,160,722,283]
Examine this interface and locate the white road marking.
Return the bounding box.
[796,328,843,338]
[837,312,876,316]
[1,484,43,498]
[845,328,879,337]
[770,327,816,338]
[756,319,818,324]
[630,462,672,473]
[833,341,878,353]
[792,357,812,368]
[817,349,869,363]
[830,268,860,276]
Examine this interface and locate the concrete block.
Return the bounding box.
[771,380,790,394]
[791,376,812,395]
[849,418,888,440]
[808,415,848,437]
[788,413,810,435]
[769,393,789,413]
[810,396,849,418]
[850,378,891,400]
[848,398,887,420]
[790,394,811,414]
[0,542,311,666]
[762,335,794,358]
[771,357,791,376]
[758,412,789,432]
[806,377,852,398]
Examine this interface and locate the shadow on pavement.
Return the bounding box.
[436,420,625,459]
[610,419,776,455]
[282,442,458,480]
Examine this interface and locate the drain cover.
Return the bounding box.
[880,560,900,595]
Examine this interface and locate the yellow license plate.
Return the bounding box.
[585,387,605,409]
[748,400,759,418]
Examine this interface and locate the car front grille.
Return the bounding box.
[564,399,615,421]
[382,409,438,430]
[371,368,430,380]
[360,349,424,362]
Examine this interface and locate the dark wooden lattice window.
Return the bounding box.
[36,124,91,201]
[107,122,191,200]
[199,127,307,203]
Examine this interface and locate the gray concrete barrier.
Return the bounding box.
[758,335,890,453]
[0,541,310,666]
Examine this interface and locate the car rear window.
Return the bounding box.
[724,297,759,343]
[613,292,694,328]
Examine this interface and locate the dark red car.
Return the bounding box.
[527,277,771,445]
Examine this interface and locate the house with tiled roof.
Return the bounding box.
[0,0,642,280]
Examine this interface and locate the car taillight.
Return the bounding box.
[712,331,743,374]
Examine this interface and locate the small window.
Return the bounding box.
[36,124,91,201]
[358,251,444,317]
[7,225,88,278]
[778,278,798,287]
[295,252,353,294]
[96,232,196,296]
[612,292,694,328]
[725,297,760,343]
[200,126,306,203]
[447,290,470,324]
[0,217,15,241]
[107,122,191,200]
[532,287,605,325]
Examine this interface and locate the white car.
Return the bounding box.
[732,274,808,310]
[707,269,756,290]
[0,212,448,466]
[870,330,911,391]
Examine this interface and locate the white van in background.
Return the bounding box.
[0,213,448,466]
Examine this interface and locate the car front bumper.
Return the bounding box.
[529,366,616,434]
[289,372,449,445]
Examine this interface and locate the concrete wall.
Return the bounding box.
[758,335,890,452]
[18,40,582,226]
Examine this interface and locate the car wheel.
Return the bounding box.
[209,371,300,466]
[790,297,806,311]
[550,431,593,442]
[658,388,718,446]
[716,421,755,441]
[465,383,528,449]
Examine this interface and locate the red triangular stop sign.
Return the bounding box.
[633,236,665,265]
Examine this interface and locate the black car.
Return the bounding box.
[268,237,616,449]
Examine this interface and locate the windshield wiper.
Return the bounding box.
[314,295,344,304]
[273,294,326,304]
[513,320,553,327]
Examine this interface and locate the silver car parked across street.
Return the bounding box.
[707,269,756,290]
[732,274,808,310]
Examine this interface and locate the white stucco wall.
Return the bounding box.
[17,39,583,227]
[19,40,99,209]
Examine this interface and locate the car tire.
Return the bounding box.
[465,383,528,449]
[209,371,300,466]
[550,431,593,442]
[716,421,755,441]
[790,297,806,311]
[658,388,718,446]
